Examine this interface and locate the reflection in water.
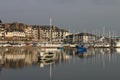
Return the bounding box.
[67,48,120,69]
[0,47,38,69]
[0,47,119,69]
[0,47,73,80]
[0,47,119,78]
[0,47,72,70]
[0,47,120,70]
[0,47,120,80]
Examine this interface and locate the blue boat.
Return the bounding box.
[76,45,87,53]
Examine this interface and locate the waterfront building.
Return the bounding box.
[74,32,96,45]
[32,25,69,43]
[0,20,70,43]
[4,31,26,42]
[64,32,97,45]
[39,25,50,42]
[64,33,74,44]
[0,21,5,40]
[24,25,33,41]
[32,26,39,42]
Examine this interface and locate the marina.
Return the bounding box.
[1,0,120,80]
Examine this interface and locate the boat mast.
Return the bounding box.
[50,17,52,43]
[102,26,105,38]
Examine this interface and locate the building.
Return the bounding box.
[32,25,70,43]
[4,31,26,42]
[32,26,39,41]
[0,20,5,40]
[63,33,74,44]
[74,32,96,45]
[24,25,33,41]
[0,20,70,43]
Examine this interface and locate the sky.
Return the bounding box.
[0,0,120,36]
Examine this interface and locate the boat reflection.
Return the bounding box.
[37,51,55,67]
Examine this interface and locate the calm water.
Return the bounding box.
[0,47,120,80]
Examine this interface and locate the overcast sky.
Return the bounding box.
[0,0,120,35]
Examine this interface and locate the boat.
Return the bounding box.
[39,18,63,49]
[69,44,77,48]
[94,43,110,48]
[116,41,120,48]
[40,43,63,48]
[76,45,87,53]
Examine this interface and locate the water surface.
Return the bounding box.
[0,47,120,80]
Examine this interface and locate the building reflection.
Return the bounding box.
[0,47,38,69]
[0,47,73,70]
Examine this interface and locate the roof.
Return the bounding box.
[75,32,96,36]
[32,25,68,32]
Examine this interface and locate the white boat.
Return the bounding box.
[94,42,110,48]
[40,43,62,48]
[116,41,120,48]
[69,44,77,48]
[40,48,60,53]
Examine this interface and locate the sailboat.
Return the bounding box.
[40,18,64,49]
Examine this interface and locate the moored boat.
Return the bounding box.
[76,45,87,52]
